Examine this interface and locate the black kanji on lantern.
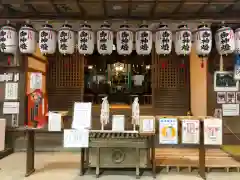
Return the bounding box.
[200,31,211,51]
[0,30,6,51]
[140,31,149,51]
[181,31,190,51]
[161,31,170,51]
[19,30,28,50]
[219,31,230,51]
[99,31,108,51]
[120,31,130,51]
[79,31,89,51]
[40,31,49,50]
[59,31,68,50]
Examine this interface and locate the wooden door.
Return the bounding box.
[152,49,190,115]
[47,52,85,111]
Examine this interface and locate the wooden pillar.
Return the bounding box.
[190,47,207,116]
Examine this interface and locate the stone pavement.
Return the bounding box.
[0,152,239,180]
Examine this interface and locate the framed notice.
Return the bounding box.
[5,82,18,100]
[3,102,19,114]
[159,118,178,144]
[139,116,155,134]
[204,118,222,145]
[214,71,239,92]
[64,129,89,148]
[222,104,239,116]
[216,92,226,104]
[30,72,42,91]
[72,102,92,130]
[181,119,200,144]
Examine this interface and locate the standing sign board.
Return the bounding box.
[181,119,200,144]
[63,102,92,148]
[72,102,92,130]
[139,116,155,134]
[204,118,222,145]
[159,118,178,144]
[64,129,89,148]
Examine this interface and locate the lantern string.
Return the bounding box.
[219,55,223,71]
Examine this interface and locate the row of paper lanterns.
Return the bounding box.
[0,22,239,57]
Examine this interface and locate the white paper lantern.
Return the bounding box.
[19,24,37,54]
[116,25,133,55]
[136,24,152,55]
[78,23,94,55]
[235,28,240,54]
[155,24,172,55]
[58,24,75,55]
[215,25,235,55]
[39,24,56,54]
[97,23,113,55]
[0,24,17,54]
[195,24,212,57]
[175,25,192,56]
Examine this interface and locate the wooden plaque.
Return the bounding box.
[139,116,155,134]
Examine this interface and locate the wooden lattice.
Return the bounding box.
[151,46,190,115]
[47,52,85,110]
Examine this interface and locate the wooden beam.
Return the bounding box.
[0,11,240,21]
[128,0,132,17]
[101,0,107,17]
[150,0,158,17]
[220,0,240,13]
[196,0,212,14]
[76,0,85,18]
[26,4,38,13]
[172,0,185,14]
[50,0,60,14]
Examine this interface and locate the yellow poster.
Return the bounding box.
[159,118,178,144]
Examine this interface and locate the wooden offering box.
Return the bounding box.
[88,131,151,178]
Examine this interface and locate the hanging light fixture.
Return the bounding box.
[0,20,17,54]
[97,22,113,55]
[195,24,212,68]
[58,23,75,55]
[175,24,192,56]
[78,22,94,55]
[155,24,172,56]
[136,23,152,55]
[19,22,37,54]
[116,24,133,55]
[215,24,235,56]
[39,23,57,55]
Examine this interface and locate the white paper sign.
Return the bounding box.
[30,73,42,90]
[5,82,18,100]
[112,115,125,131]
[48,112,61,132]
[3,102,19,114]
[159,118,178,144]
[204,118,222,145]
[64,129,89,148]
[222,104,239,116]
[182,120,200,144]
[72,102,92,130]
[142,119,154,132]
